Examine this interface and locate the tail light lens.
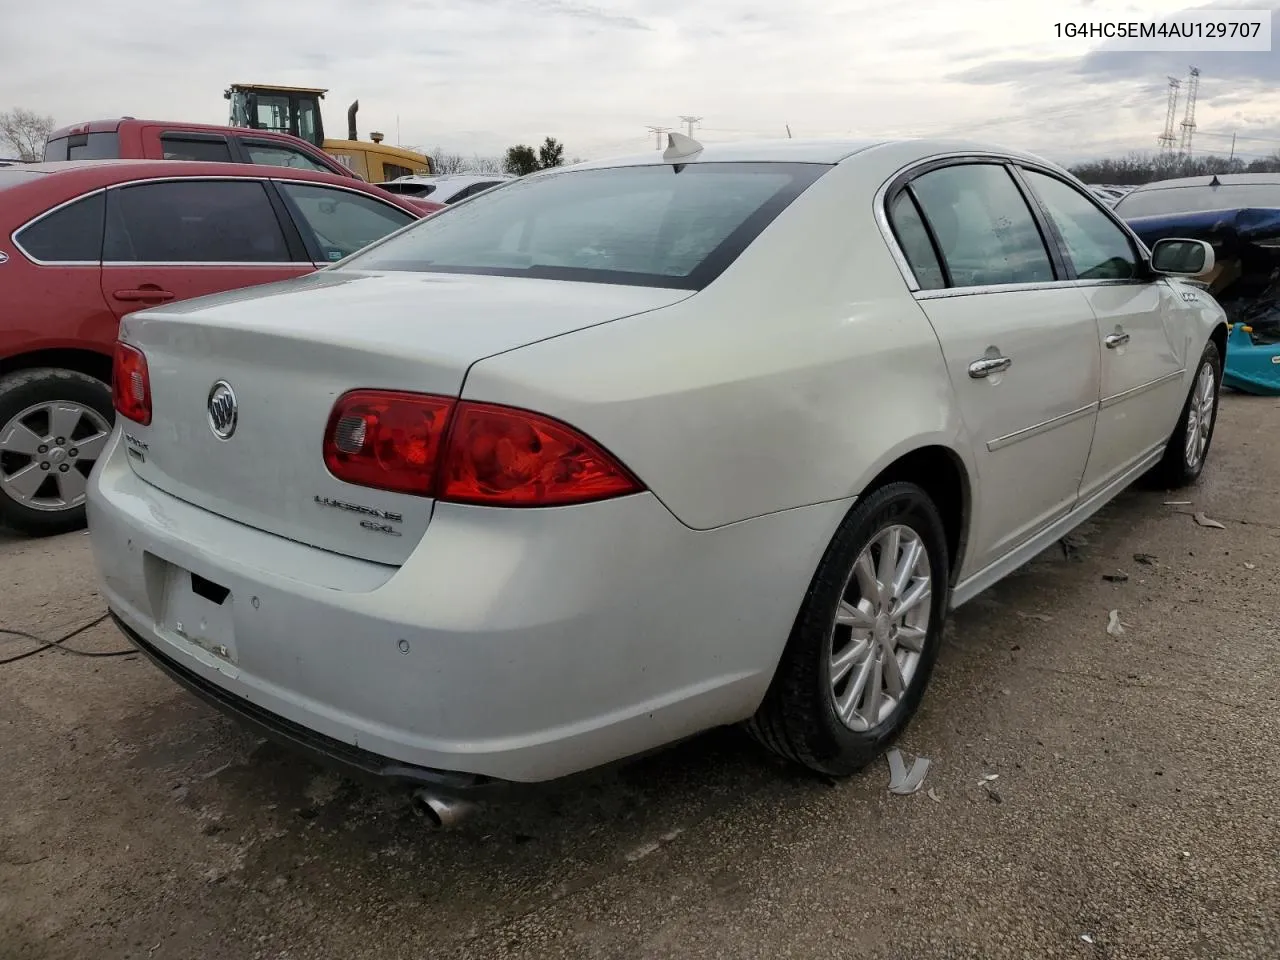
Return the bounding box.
[439,401,643,506]
[322,390,452,496]
[112,341,152,425]
[322,390,644,506]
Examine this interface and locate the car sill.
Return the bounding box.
[949,442,1165,609]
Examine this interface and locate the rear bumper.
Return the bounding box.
[88,429,848,783]
[112,611,492,796]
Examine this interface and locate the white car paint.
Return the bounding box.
[380,173,515,204]
[87,137,1226,786]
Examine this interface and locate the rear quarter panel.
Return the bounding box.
[462,149,974,531]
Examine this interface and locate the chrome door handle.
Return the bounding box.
[968,356,1012,379]
[1105,331,1130,349]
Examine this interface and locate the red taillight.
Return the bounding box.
[112,341,151,425]
[439,401,643,506]
[322,390,453,496]
[322,390,644,506]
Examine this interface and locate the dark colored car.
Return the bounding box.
[0,159,438,535]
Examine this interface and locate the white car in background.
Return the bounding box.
[87,137,1226,820]
[378,173,516,204]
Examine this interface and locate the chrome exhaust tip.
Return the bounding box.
[411,788,477,829]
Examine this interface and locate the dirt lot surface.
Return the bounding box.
[2,394,1278,960]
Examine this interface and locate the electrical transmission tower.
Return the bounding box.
[678,115,702,137]
[646,125,671,149]
[1158,76,1181,153]
[1179,66,1200,156]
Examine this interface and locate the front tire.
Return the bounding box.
[1149,340,1221,489]
[747,482,950,777]
[0,368,115,536]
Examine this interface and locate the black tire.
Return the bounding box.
[0,368,115,537]
[1147,340,1222,489]
[746,482,951,777]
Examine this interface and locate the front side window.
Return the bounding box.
[104,180,290,262]
[1021,169,1138,280]
[278,183,416,261]
[160,136,233,163]
[243,142,330,173]
[341,162,829,289]
[909,163,1055,288]
[15,192,106,262]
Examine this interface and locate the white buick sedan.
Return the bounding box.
[88,137,1225,814]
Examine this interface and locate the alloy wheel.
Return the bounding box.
[1184,361,1216,470]
[0,401,112,512]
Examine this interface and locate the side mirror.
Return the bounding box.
[1150,238,1215,277]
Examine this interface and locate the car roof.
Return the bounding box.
[48,118,306,138]
[1126,172,1280,194]
[0,160,421,212]
[563,137,1059,171]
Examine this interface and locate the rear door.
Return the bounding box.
[274,180,418,264]
[1017,167,1188,499]
[100,177,314,317]
[887,160,1101,575]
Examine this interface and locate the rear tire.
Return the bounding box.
[746,482,950,777]
[0,368,115,536]
[1148,340,1221,489]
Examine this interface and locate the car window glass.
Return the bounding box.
[1022,169,1138,280]
[1115,182,1280,218]
[15,192,106,261]
[341,162,827,290]
[243,142,330,173]
[278,183,416,261]
[910,163,1054,287]
[887,190,945,290]
[105,180,290,262]
[383,163,417,181]
[160,136,234,163]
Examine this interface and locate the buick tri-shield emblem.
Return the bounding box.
[207,381,238,440]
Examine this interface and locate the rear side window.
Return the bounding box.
[160,136,234,163]
[15,192,106,262]
[341,162,829,289]
[43,132,120,161]
[241,141,331,173]
[887,191,945,290]
[278,183,416,261]
[909,164,1054,288]
[104,180,290,262]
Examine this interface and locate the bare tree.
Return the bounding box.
[428,147,469,175]
[0,107,56,161]
[469,154,503,174]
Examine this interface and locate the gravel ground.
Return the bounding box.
[2,394,1278,960]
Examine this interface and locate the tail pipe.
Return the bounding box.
[411,788,476,829]
[347,100,359,141]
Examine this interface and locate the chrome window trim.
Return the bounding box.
[101,261,303,268]
[874,151,1156,296]
[987,402,1097,452]
[917,279,1077,300]
[1100,368,1185,410]
[10,187,107,266]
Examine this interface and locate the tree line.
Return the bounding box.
[1067,149,1280,184]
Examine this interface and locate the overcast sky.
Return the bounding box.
[4,0,1278,165]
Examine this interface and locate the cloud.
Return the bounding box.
[2,0,1277,165]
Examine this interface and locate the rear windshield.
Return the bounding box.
[339,162,829,289]
[1116,182,1280,218]
[43,131,121,162]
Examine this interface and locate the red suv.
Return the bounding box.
[0,159,438,535]
[45,118,358,179]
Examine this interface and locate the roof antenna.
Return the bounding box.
[1209,174,1221,186]
[663,131,704,162]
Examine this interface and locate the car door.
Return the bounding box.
[888,160,1101,574]
[100,177,313,318]
[273,181,418,264]
[1017,167,1188,499]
